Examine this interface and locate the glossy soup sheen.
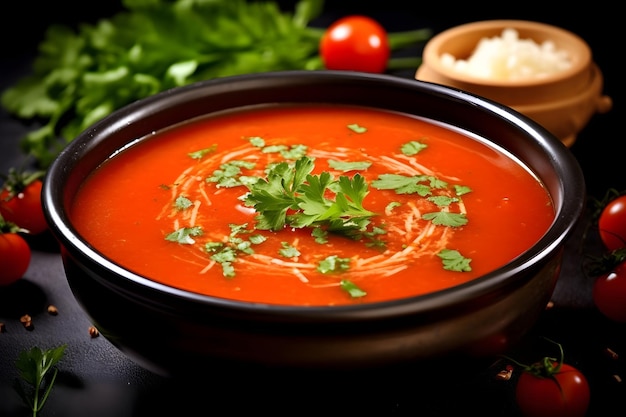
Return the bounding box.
[70,104,555,306]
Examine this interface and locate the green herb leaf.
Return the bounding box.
[437,248,472,272]
[165,226,203,244]
[370,173,432,196]
[14,345,67,416]
[347,123,367,133]
[188,146,217,159]
[279,242,301,258]
[246,156,378,238]
[340,279,367,298]
[454,185,472,196]
[422,211,468,227]
[401,140,427,156]
[317,255,351,273]
[174,195,193,210]
[427,195,459,207]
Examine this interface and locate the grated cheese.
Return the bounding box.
[440,28,572,80]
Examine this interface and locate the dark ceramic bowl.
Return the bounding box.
[42,70,585,379]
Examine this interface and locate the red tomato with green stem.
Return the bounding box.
[0,216,31,286]
[597,194,626,251]
[320,15,390,73]
[509,340,590,417]
[0,168,47,235]
[593,260,626,322]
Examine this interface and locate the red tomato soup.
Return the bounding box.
[70,104,554,306]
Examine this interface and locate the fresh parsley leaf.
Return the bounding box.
[437,248,472,272]
[279,144,309,160]
[247,136,265,147]
[249,234,267,245]
[371,173,432,196]
[427,195,459,207]
[174,195,193,210]
[246,156,378,238]
[207,160,256,188]
[204,223,266,277]
[347,123,367,133]
[401,140,427,156]
[454,185,472,196]
[165,226,203,244]
[188,146,217,159]
[421,211,468,227]
[14,345,67,417]
[317,255,351,273]
[311,226,328,244]
[340,279,367,298]
[279,242,301,258]
[262,144,288,154]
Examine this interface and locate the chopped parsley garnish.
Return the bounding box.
[401,140,427,156]
[371,173,433,196]
[279,242,301,258]
[317,255,351,273]
[340,279,367,298]
[454,184,472,196]
[174,195,193,210]
[422,211,468,227]
[207,160,257,188]
[165,226,203,244]
[247,136,265,147]
[437,249,472,272]
[347,123,367,133]
[188,146,217,159]
[203,223,266,277]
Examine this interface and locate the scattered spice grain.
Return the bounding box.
[19,314,33,330]
[495,364,514,381]
[604,347,619,360]
[47,305,59,315]
[88,326,99,338]
[0,322,5,333]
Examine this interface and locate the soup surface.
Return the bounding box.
[71,104,555,306]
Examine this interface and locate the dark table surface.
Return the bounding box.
[1,2,624,416]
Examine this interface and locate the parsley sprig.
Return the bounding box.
[244,156,378,240]
[14,345,66,417]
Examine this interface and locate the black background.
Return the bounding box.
[1,1,624,416]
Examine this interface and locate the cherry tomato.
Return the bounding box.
[593,260,626,322]
[515,362,590,417]
[320,15,390,73]
[0,231,31,286]
[0,170,48,235]
[598,194,626,251]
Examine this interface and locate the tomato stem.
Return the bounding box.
[503,337,565,379]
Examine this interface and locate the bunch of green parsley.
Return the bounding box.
[1,0,430,168]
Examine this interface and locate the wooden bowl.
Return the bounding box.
[416,20,612,147]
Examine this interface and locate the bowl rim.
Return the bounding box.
[42,70,586,322]
[421,19,592,88]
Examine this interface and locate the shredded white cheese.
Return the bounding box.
[440,28,572,80]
